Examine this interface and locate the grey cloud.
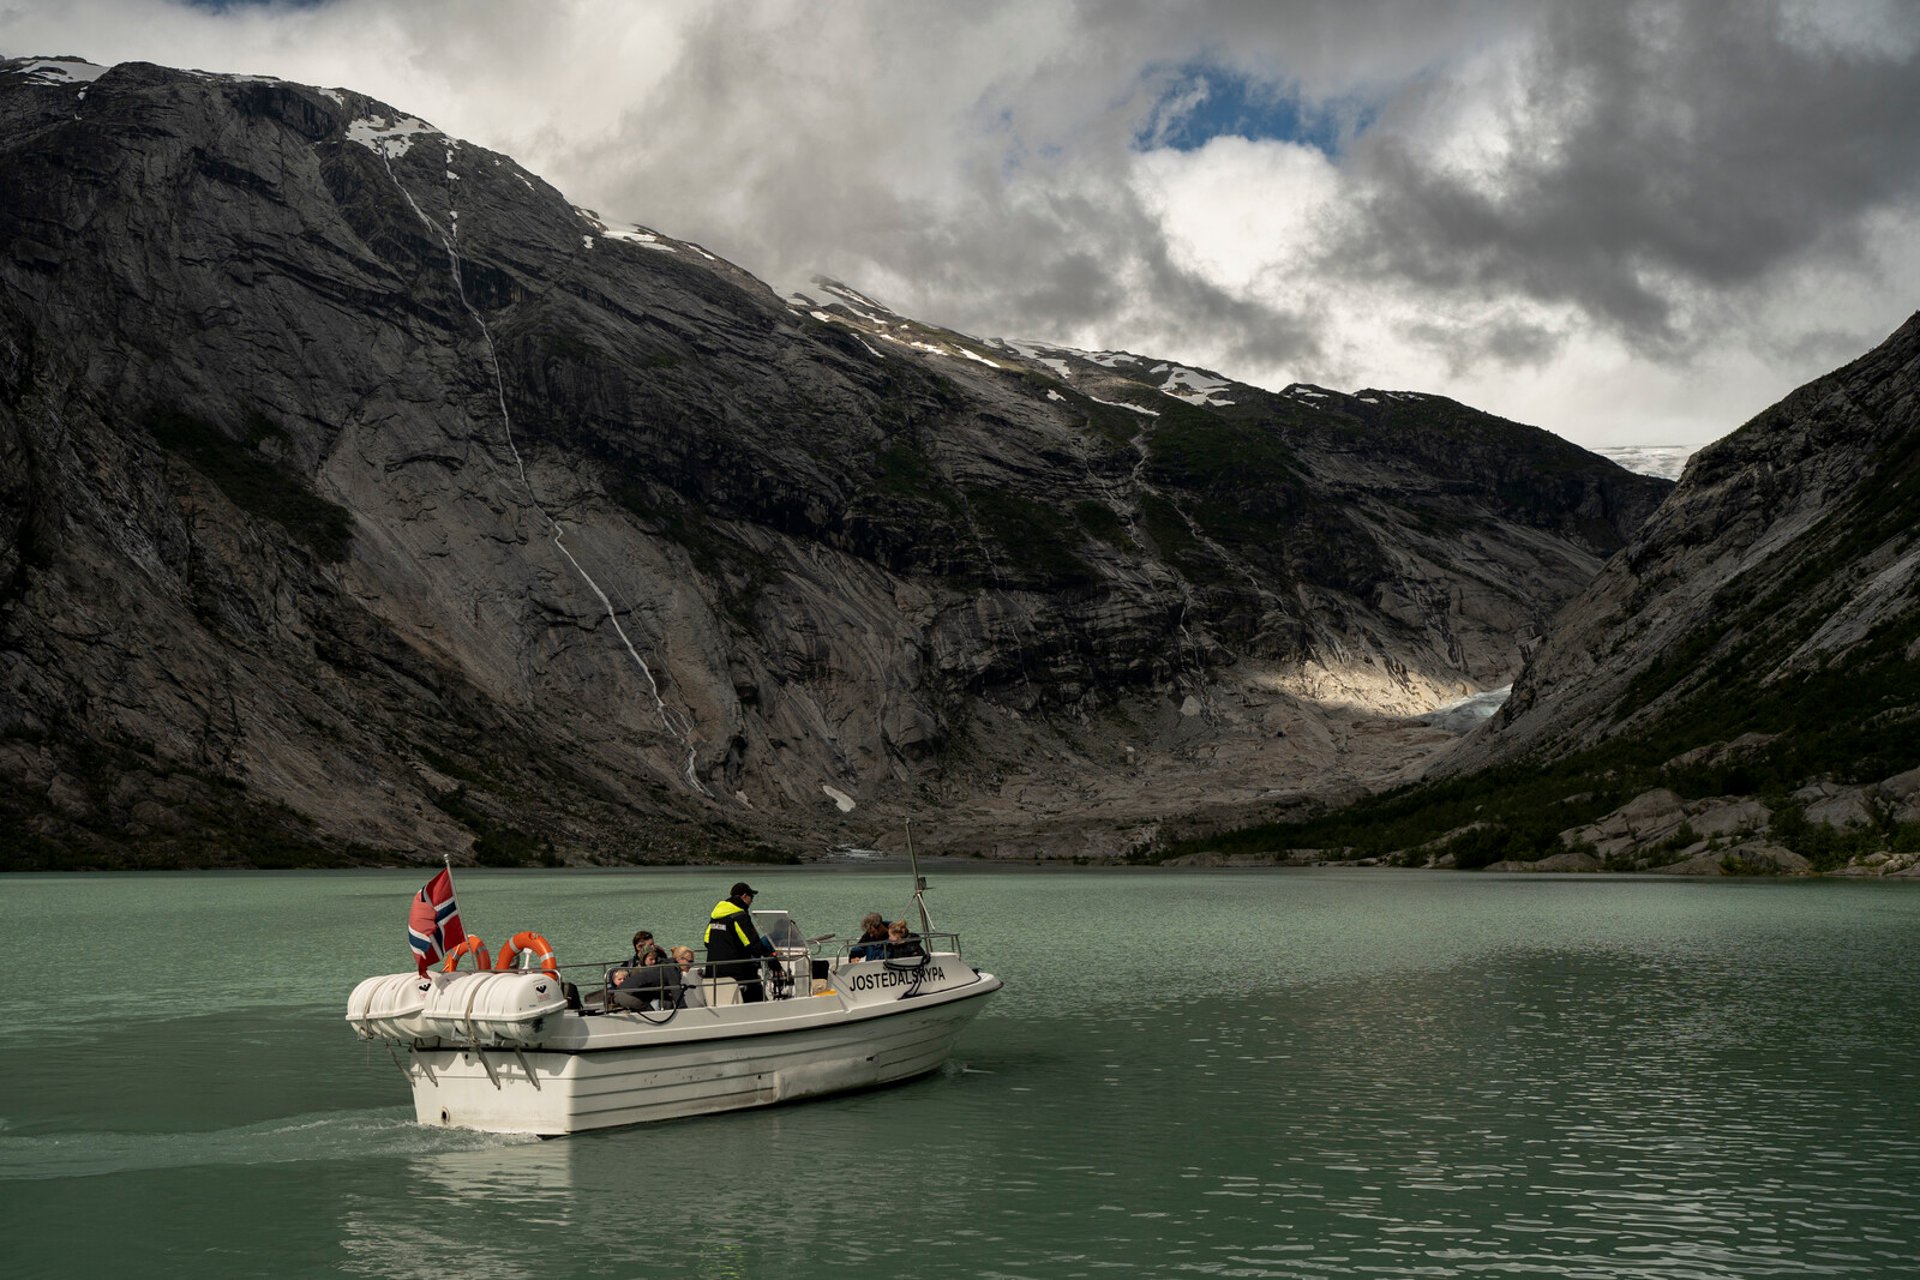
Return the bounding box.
[17,0,1917,443]
[1336,1,1920,356]
[1756,318,1906,372]
[549,0,1333,368]
[1481,319,1567,367]
[1399,315,1570,376]
[998,251,1122,328]
[565,1,1916,379]
[890,178,1325,372]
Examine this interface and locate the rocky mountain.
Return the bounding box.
[0,58,1667,869]
[1458,312,1920,763]
[1412,311,1920,875]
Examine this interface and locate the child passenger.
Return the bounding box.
[884,920,925,960]
[610,930,676,1010]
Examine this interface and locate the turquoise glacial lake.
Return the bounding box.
[3,867,1917,1278]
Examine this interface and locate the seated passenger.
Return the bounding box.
[611,962,677,1011]
[629,929,669,967]
[672,945,705,1008]
[610,928,677,1011]
[848,912,889,961]
[884,919,925,960]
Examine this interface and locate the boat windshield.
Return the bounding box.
[752,910,805,949]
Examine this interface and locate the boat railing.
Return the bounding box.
[481,929,969,1015]
[829,930,963,965]
[585,957,697,1013]
[433,958,639,1014]
[586,954,810,1012]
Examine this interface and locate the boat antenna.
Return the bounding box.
[906,818,935,936]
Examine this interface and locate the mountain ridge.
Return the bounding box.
[0,57,1668,868]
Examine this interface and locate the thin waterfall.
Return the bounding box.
[372,140,709,797]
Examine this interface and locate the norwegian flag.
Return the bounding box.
[407,868,467,974]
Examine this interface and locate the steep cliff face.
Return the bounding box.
[1448,311,1920,780]
[0,58,1668,867]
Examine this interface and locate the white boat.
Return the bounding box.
[345,889,1001,1136]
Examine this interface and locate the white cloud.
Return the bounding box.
[1131,135,1343,296]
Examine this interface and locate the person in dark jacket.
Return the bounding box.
[610,928,677,1011]
[848,912,889,961]
[884,919,926,960]
[628,929,669,968]
[704,882,776,1002]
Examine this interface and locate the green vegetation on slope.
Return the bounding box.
[146,407,353,563]
[0,729,387,870]
[962,484,1098,587]
[1144,399,1389,592]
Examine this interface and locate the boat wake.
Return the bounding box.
[0,1108,539,1182]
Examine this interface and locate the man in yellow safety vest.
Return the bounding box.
[704,882,776,1002]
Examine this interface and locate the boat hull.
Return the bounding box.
[405,970,999,1135]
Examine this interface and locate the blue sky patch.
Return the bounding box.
[1138,64,1372,156]
[185,0,333,11]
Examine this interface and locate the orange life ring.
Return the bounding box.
[441,936,491,972]
[494,930,559,974]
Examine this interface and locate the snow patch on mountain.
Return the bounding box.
[1157,365,1235,407]
[1086,392,1160,417]
[820,281,888,314]
[346,113,438,159]
[8,58,109,84]
[996,340,1075,380]
[785,278,1013,369]
[574,208,681,252]
[786,278,901,328]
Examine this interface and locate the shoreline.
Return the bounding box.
[7,855,1918,879]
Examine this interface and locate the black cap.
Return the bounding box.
[731,881,757,898]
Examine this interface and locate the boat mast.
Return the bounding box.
[906,819,935,936]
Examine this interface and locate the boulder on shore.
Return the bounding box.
[1646,841,1811,876]
[1484,850,1603,873]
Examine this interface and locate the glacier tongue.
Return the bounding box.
[1592,445,1697,480]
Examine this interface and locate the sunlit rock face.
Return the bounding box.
[0,59,1668,866]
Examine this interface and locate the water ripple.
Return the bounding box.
[5,871,1920,1278]
[0,1110,537,1182]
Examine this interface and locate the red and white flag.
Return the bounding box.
[407,868,466,974]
